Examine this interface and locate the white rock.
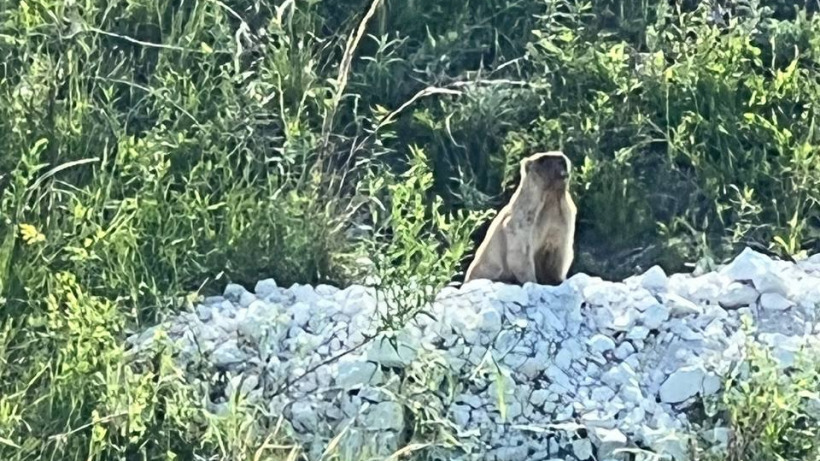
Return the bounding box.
[626,326,650,340]
[642,304,670,329]
[659,366,706,403]
[702,373,722,396]
[315,284,339,297]
[589,427,627,459]
[452,405,471,427]
[254,278,278,297]
[226,373,259,399]
[196,305,213,321]
[290,401,318,432]
[365,402,404,432]
[759,293,792,311]
[211,340,247,369]
[336,359,381,389]
[640,265,669,291]
[125,245,820,461]
[546,365,574,391]
[289,284,320,304]
[620,383,644,405]
[718,282,758,308]
[290,302,312,326]
[587,334,616,354]
[590,386,616,403]
[643,428,690,461]
[624,406,646,427]
[478,308,503,335]
[223,283,249,302]
[602,362,638,387]
[611,306,638,332]
[555,347,572,371]
[496,284,529,306]
[539,308,566,331]
[614,342,635,360]
[367,335,417,367]
[456,393,484,409]
[702,426,730,450]
[571,438,593,460]
[663,293,703,316]
[720,247,771,282]
[760,333,804,367]
[754,270,790,297]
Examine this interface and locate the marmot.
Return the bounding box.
[464,151,576,286]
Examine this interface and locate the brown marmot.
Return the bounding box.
[464,151,576,286]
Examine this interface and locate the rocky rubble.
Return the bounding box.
[128,248,820,460]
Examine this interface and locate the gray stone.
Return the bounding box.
[365,401,404,432]
[719,282,758,308]
[226,373,259,400]
[663,293,703,316]
[702,426,730,450]
[614,342,635,360]
[530,389,550,407]
[591,386,616,403]
[367,335,417,367]
[546,365,574,391]
[640,265,669,291]
[589,427,627,459]
[289,284,320,304]
[572,438,593,460]
[642,304,670,329]
[211,340,247,369]
[659,366,706,403]
[290,401,318,433]
[626,326,650,340]
[720,247,770,282]
[587,334,616,354]
[496,284,529,306]
[315,284,339,297]
[702,373,722,396]
[254,278,278,297]
[754,270,790,296]
[555,347,573,371]
[336,359,381,389]
[196,305,213,321]
[760,292,792,311]
[452,404,471,427]
[223,283,249,302]
[620,383,644,405]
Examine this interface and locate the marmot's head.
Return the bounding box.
[522,151,571,190]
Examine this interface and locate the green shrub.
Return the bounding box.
[700,336,820,461]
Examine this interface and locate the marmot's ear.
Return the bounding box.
[520,157,532,173]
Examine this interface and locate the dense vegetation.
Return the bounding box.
[1,0,820,459]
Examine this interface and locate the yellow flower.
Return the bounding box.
[19,223,45,245]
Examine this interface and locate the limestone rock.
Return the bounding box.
[659,366,706,403]
[719,282,758,308]
[125,246,820,461]
[759,293,792,311]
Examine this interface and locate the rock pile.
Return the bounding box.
[128,248,820,460]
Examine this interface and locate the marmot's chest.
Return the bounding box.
[533,203,570,244]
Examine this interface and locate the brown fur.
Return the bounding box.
[464,151,577,286]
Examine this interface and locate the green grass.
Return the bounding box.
[1,0,820,459]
